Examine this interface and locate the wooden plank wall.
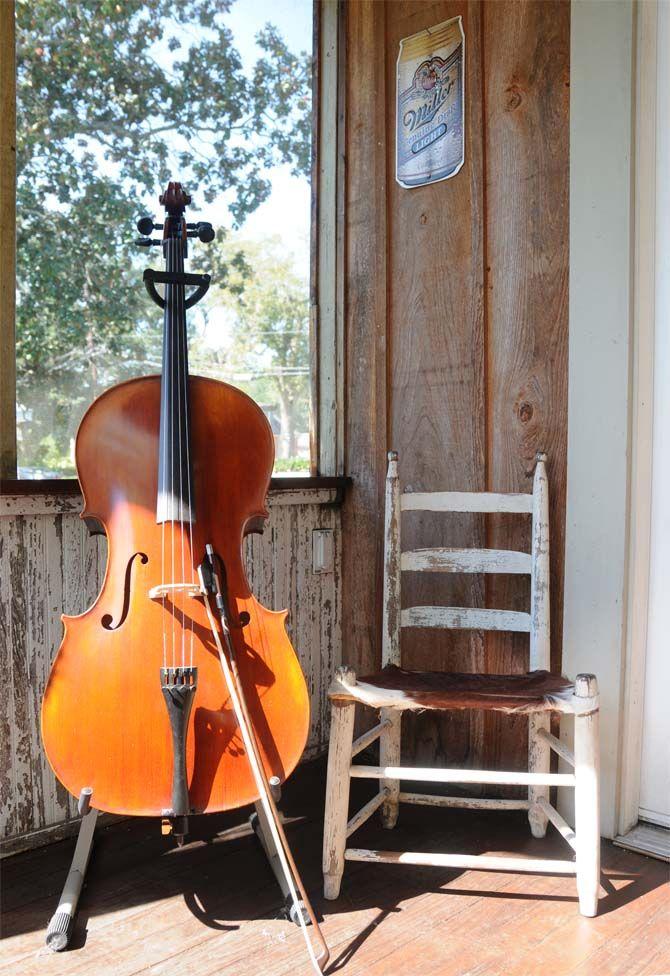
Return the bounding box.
[342,0,569,774]
[0,490,342,851]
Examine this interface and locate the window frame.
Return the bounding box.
[0,0,344,492]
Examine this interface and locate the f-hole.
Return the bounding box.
[101,552,148,630]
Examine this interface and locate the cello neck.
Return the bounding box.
[156,227,195,525]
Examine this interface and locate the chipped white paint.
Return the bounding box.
[401,605,532,632]
[401,547,532,575]
[322,671,356,900]
[574,673,601,916]
[379,708,401,828]
[398,793,531,811]
[537,797,577,852]
[349,765,576,787]
[537,726,575,767]
[382,451,401,668]
[323,453,601,915]
[1,490,342,851]
[345,789,388,838]
[530,454,551,671]
[350,719,390,759]
[401,490,534,514]
[528,713,551,837]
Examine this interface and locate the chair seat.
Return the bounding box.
[329,664,577,714]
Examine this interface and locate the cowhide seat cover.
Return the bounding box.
[329,664,579,714]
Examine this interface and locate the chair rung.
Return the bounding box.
[401,548,532,575]
[399,792,531,811]
[349,765,576,787]
[537,798,577,852]
[350,720,391,758]
[344,848,577,875]
[537,728,575,766]
[346,790,389,838]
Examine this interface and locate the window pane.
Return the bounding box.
[15,0,313,478]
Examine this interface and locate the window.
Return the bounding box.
[9,0,322,481]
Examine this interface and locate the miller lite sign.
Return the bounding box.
[396,16,465,188]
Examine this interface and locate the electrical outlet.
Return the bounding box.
[312,529,334,573]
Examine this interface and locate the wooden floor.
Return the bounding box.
[2,759,669,976]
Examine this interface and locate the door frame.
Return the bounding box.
[616,0,659,841]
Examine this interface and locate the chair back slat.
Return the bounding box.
[383,452,551,672]
[401,606,532,633]
[401,491,534,514]
[401,548,532,575]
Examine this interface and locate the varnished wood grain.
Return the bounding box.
[41,376,310,817]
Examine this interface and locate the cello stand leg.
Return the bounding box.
[250,777,310,928]
[46,788,98,951]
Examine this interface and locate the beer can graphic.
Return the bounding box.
[396,16,465,188]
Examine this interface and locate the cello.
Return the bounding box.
[41,182,329,971]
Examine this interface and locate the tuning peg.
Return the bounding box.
[134,238,162,247]
[136,216,164,235]
[196,222,215,243]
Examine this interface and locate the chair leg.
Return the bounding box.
[574,674,600,917]
[528,713,550,838]
[323,696,356,900]
[379,708,401,829]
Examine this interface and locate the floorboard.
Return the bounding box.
[1,759,668,976]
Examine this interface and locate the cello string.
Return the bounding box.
[170,238,176,671]
[176,235,186,669]
[161,259,167,669]
[181,240,196,670]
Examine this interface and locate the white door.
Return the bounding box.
[639,5,670,829]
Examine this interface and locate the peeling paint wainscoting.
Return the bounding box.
[0,488,342,854]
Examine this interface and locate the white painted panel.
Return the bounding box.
[640,1,670,830]
[562,0,634,839]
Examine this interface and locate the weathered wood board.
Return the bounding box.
[0,490,341,850]
[342,0,570,774]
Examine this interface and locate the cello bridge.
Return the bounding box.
[149,582,203,601]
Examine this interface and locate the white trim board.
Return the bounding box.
[617,0,659,841]
[562,0,635,839]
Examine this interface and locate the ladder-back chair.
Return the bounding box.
[323,452,601,916]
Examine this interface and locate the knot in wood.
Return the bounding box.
[518,401,534,423]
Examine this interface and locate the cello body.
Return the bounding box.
[41,373,310,817]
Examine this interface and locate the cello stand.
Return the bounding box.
[45,788,98,951]
[250,777,310,927]
[45,783,308,952]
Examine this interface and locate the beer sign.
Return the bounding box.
[396,16,465,188]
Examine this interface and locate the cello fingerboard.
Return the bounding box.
[157,236,196,525]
